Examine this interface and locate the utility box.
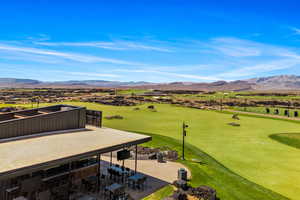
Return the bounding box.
[178,168,188,181]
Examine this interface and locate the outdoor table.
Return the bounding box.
[128,173,145,182]
[105,183,124,200]
[108,166,129,183]
[128,174,146,189]
[109,166,128,175]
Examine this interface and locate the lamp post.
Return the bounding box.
[182,122,188,160]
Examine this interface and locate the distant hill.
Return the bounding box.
[53,80,151,87]
[0,78,152,88]
[0,78,41,87]
[131,80,253,91]
[247,75,300,90]
[1,75,300,91]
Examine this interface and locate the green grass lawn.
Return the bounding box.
[141,132,289,200]
[2,102,300,199]
[61,102,300,200]
[143,185,174,200]
[116,89,149,95]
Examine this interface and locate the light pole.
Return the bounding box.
[182,122,188,160]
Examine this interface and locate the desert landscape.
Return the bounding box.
[1,75,300,200]
[1,1,300,200]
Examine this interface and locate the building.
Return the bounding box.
[0,104,151,200]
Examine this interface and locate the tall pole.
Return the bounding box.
[182,122,188,160]
[110,151,113,167]
[135,145,138,174]
[97,154,101,191]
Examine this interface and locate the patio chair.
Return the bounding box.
[136,176,147,190]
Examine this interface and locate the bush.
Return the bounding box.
[148,105,155,109]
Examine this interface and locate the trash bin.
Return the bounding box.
[178,168,188,181]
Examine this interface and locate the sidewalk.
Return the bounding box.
[226,109,300,121]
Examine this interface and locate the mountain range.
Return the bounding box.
[1,75,300,91]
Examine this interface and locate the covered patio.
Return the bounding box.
[0,126,152,200]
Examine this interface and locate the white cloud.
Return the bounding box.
[210,37,262,57]
[217,59,300,78]
[114,69,220,81]
[35,40,173,52]
[2,36,300,82]
[68,71,121,78]
[291,27,300,35]
[198,37,300,79]
[27,34,51,42]
[35,41,126,50]
[0,43,141,65]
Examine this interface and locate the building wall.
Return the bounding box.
[0,107,86,140]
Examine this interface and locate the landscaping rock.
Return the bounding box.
[188,186,217,200]
[104,115,124,120]
[228,122,240,127]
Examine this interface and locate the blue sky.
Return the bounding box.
[1,0,300,82]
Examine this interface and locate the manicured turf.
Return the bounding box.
[143,185,174,200]
[58,102,300,199]
[141,132,288,200]
[270,133,300,149]
[2,102,300,199]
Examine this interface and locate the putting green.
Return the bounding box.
[2,102,300,199]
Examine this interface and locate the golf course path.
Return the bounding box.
[227,109,300,121]
[102,155,190,183]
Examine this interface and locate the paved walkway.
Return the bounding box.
[102,156,190,183]
[101,156,190,199]
[226,109,300,121]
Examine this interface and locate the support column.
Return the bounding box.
[68,162,72,199]
[110,152,113,166]
[97,154,101,192]
[135,145,138,174]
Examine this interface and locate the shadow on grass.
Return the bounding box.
[269,133,300,150]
